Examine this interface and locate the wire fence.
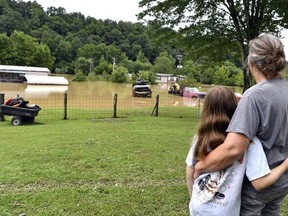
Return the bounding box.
[0,91,204,124]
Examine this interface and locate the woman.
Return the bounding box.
[194,34,288,216]
[186,86,288,216]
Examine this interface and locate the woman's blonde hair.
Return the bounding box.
[194,86,237,160]
[247,34,286,79]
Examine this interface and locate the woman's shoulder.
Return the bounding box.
[241,80,272,101]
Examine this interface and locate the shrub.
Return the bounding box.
[111,66,128,83]
[72,70,87,82]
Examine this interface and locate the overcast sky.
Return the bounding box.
[281,30,288,56]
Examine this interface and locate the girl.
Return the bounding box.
[186,86,288,216]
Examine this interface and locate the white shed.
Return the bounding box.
[155,73,186,83]
[0,65,68,85]
[23,75,68,85]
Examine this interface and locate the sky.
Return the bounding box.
[29,0,141,22]
[281,30,288,56]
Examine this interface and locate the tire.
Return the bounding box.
[11,116,22,126]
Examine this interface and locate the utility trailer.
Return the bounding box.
[0,105,41,126]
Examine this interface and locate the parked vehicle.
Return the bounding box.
[132,85,152,97]
[168,83,186,96]
[132,79,147,87]
[132,79,152,97]
[183,87,206,99]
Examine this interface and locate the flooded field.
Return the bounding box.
[0,81,206,108]
[0,81,243,120]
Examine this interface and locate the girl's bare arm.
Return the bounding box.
[251,158,288,191]
[186,165,195,197]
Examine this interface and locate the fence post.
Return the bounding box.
[64,92,67,120]
[151,94,159,116]
[197,97,201,117]
[113,94,117,118]
[0,93,4,121]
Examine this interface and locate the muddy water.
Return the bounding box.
[0,81,242,108]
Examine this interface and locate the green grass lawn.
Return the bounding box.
[0,116,198,215]
[0,116,287,215]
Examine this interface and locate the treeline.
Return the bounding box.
[0,0,245,86]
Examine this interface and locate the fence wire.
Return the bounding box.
[1,91,203,123]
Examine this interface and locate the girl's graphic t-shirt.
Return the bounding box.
[186,137,270,216]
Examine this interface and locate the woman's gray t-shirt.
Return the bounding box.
[227,78,288,191]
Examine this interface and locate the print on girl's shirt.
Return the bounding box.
[194,168,237,207]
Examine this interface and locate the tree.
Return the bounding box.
[74,57,92,75]
[0,10,29,35]
[152,51,175,74]
[118,58,135,73]
[0,33,12,64]
[8,31,54,67]
[111,66,128,83]
[138,70,156,84]
[136,50,150,63]
[55,39,72,63]
[33,43,54,68]
[106,44,127,65]
[94,56,112,75]
[1,0,185,75]
[38,25,63,57]
[126,51,153,74]
[138,0,288,91]
[104,28,124,45]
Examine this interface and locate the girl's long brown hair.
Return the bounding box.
[194,86,238,160]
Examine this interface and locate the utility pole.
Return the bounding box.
[112,57,116,73]
[89,58,93,73]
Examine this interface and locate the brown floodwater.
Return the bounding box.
[0,81,242,109]
[0,82,197,108]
